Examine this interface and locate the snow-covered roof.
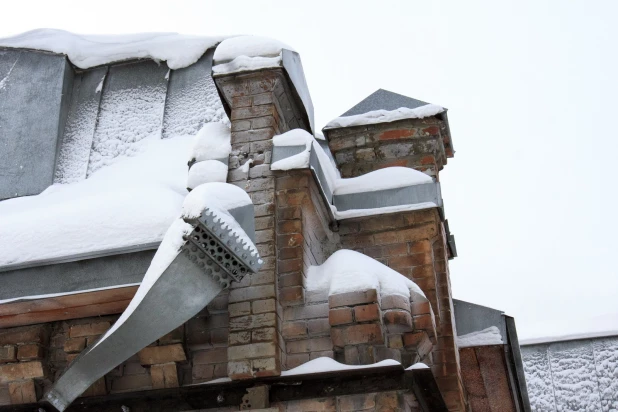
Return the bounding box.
[0,29,227,69]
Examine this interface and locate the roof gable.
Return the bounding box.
[341,89,430,117]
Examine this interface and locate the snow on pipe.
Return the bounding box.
[45,204,262,411]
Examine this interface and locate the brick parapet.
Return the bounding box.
[324,116,449,179]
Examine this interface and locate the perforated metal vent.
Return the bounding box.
[182,207,262,287]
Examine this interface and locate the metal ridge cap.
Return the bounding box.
[0,242,161,273]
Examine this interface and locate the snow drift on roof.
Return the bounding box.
[188,122,231,163]
[213,35,294,64]
[324,104,444,130]
[457,326,504,348]
[0,29,226,69]
[307,249,426,302]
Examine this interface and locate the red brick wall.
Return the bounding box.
[338,210,466,411]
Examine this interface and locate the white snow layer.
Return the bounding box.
[324,104,445,129]
[212,55,282,75]
[189,122,232,163]
[271,129,313,171]
[187,160,229,190]
[0,29,226,69]
[281,357,400,376]
[213,35,294,64]
[0,136,194,268]
[407,363,430,370]
[456,326,503,348]
[307,249,426,302]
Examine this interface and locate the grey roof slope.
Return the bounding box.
[341,89,431,117]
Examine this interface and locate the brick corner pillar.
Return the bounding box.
[326,112,465,410]
[214,61,311,380]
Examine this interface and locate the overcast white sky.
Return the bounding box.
[2,0,617,340]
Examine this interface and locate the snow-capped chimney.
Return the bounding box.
[322,89,454,179]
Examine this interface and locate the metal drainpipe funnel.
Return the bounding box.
[45,206,262,411]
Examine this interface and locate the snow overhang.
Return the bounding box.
[212,36,315,134]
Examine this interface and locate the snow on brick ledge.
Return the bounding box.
[324,104,445,130]
[0,29,227,69]
[307,249,427,303]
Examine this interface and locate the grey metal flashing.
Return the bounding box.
[0,49,72,200]
[333,182,441,213]
[281,49,315,134]
[341,89,430,117]
[309,142,334,202]
[0,250,155,302]
[271,144,307,164]
[505,316,532,412]
[453,299,508,340]
[46,205,262,411]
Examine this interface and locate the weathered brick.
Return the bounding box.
[229,285,276,303]
[193,348,228,365]
[383,310,413,333]
[307,319,330,336]
[410,301,431,315]
[389,253,433,268]
[403,331,427,348]
[278,258,302,273]
[69,322,110,338]
[329,290,377,308]
[252,357,279,377]
[229,331,251,346]
[150,362,179,389]
[354,304,380,322]
[8,379,37,404]
[229,302,251,318]
[279,286,304,303]
[228,342,277,361]
[0,345,16,363]
[282,321,307,338]
[252,327,276,343]
[286,397,336,412]
[284,303,329,321]
[0,325,46,346]
[287,337,332,354]
[0,361,44,383]
[137,344,186,365]
[331,324,384,346]
[16,344,43,361]
[329,308,353,326]
[230,313,276,331]
[338,393,376,411]
[82,377,107,397]
[228,360,253,380]
[381,295,410,311]
[252,299,275,314]
[287,353,310,369]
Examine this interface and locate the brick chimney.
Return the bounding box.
[323,89,453,180]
